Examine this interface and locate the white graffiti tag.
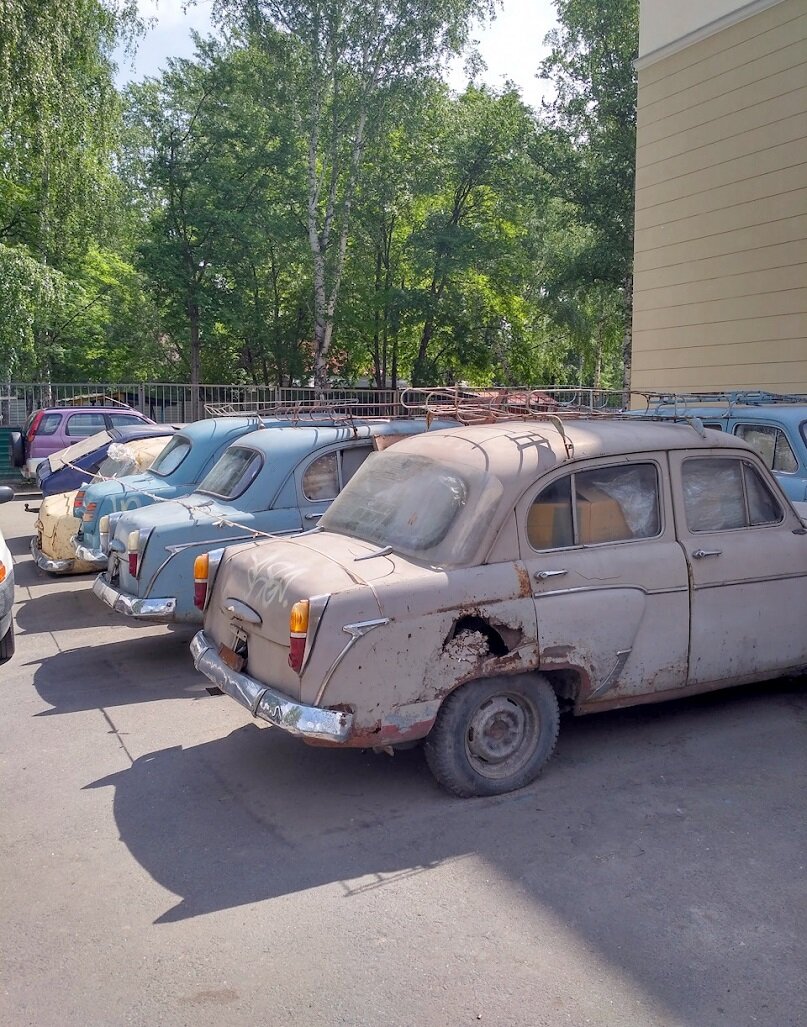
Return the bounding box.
[245,559,306,609]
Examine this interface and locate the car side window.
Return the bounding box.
[303,452,339,501]
[734,423,798,473]
[109,413,144,427]
[302,445,374,502]
[66,412,106,437]
[528,463,660,550]
[682,457,782,532]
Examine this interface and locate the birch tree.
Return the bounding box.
[216,0,491,387]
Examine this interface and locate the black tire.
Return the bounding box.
[424,674,560,798]
[0,621,15,663]
[9,431,24,468]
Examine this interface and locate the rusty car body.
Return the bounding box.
[191,419,807,796]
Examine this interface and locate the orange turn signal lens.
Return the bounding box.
[289,600,310,635]
[0,562,6,584]
[193,553,209,581]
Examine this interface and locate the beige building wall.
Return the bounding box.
[631,0,807,394]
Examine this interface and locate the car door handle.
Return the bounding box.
[304,512,323,521]
[534,569,568,580]
[692,548,722,559]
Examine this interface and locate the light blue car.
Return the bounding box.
[91,419,450,624]
[74,417,268,568]
[639,393,807,502]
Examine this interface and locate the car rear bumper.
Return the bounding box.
[190,630,354,743]
[74,543,108,567]
[30,537,75,575]
[92,574,177,620]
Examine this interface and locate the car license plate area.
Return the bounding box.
[219,642,246,673]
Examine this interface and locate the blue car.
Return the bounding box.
[74,417,272,569]
[36,425,179,497]
[639,393,807,502]
[91,419,450,623]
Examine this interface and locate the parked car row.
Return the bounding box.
[10,395,807,797]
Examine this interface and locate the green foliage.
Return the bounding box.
[1,0,639,391]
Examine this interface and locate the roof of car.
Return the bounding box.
[645,404,807,425]
[228,418,455,457]
[388,417,750,486]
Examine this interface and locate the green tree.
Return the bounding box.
[538,0,639,387]
[215,0,492,387]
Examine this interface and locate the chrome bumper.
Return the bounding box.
[74,542,108,567]
[30,537,75,575]
[190,630,353,743]
[92,574,177,621]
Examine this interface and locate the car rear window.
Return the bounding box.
[35,413,62,436]
[149,435,191,477]
[321,450,504,566]
[682,457,782,532]
[198,446,262,499]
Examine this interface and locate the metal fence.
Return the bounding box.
[0,382,630,427]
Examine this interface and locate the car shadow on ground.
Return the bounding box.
[15,584,121,632]
[31,632,199,714]
[85,677,806,1024]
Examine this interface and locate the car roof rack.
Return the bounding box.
[400,386,627,425]
[637,390,807,416]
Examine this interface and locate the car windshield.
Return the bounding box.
[150,435,191,477]
[321,450,504,566]
[198,446,262,500]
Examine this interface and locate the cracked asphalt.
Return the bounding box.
[1,495,805,1026]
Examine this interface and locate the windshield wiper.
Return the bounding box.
[354,544,393,562]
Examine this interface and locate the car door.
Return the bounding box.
[295,442,375,526]
[517,455,690,707]
[670,450,807,685]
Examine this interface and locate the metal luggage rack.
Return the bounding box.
[637,390,807,415]
[203,398,405,424]
[399,387,628,425]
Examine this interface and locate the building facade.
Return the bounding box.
[632,0,807,394]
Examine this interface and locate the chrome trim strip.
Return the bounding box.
[693,571,807,590]
[92,574,177,620]
[314,618,390,706]
[190,630,353,743]
[30,537,74,575]
[588,649,632,700]
[302,594,330,673]
[534,584,688,599]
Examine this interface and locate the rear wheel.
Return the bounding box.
[424,674,559,797]
[0,622,15,663]
[9,432,24,468]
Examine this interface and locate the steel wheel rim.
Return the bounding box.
[464,692,538,780]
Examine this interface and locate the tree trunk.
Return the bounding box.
[188,298,201,420]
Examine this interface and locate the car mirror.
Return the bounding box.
[0,486,14,504]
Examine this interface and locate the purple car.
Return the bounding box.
[10,406,154,480]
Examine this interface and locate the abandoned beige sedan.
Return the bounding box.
[191,419,807,796]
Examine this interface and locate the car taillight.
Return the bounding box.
[99,515,110,551]
[288,600,310,673]
[26,411,44,442]
[0,561,6,584]
[127,530,140,577]
[82,502,97,523]
[193,553,209,609]
[73,490,86,517]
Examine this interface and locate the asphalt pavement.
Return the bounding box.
[1,495,805,1026]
